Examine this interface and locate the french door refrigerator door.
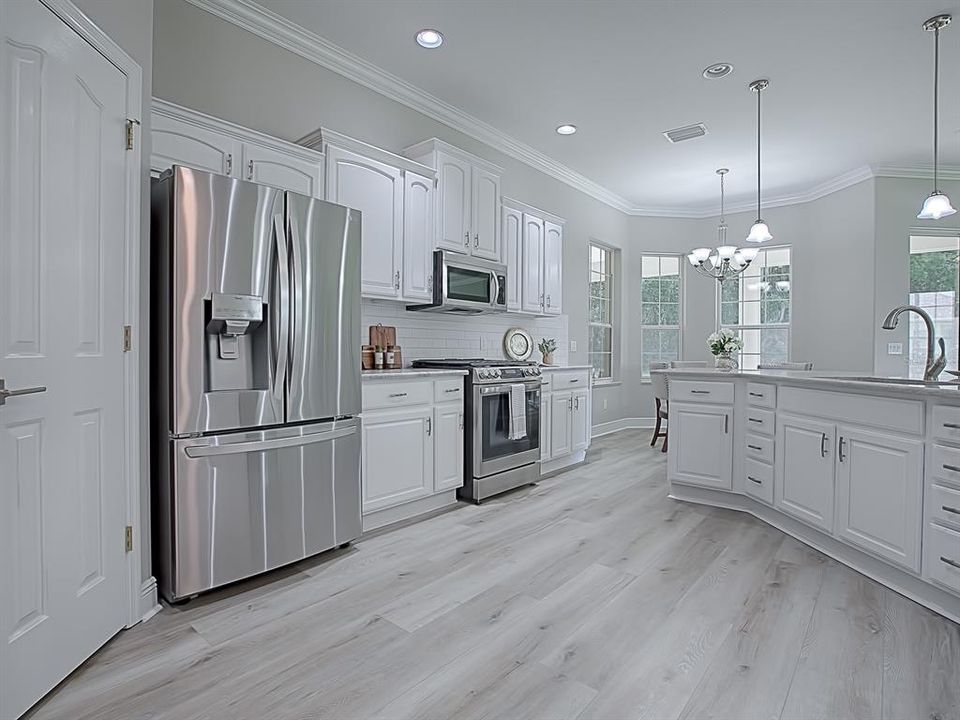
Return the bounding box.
[285,193,362,422]
[167,167,286,435]
[159,419,361,602]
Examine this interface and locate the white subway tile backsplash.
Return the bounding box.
[362,299,568,365]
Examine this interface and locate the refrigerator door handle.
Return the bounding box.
[183,424,358,458]
[288,213,304,390]
[273,214,289,404]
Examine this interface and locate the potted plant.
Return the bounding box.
[538,337,558,366]
[707,329,743,371]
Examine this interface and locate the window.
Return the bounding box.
[640,255,681,376]
[589,243,617,381]
[719,246,791,370]
[909,235,959,378]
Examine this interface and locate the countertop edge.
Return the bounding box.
[362,369,469,379]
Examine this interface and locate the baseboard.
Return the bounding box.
[362,491,459,533]
[137,576,162,624]
[591,417,654,437]
[542,450,587,475]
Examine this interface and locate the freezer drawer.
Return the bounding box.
[159,419,360,601]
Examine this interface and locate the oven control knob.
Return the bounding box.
[478,370,488,379]
[492,369,501,378]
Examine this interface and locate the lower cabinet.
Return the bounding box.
[571,389,590,453]
[540,371,591,467]
[835,425,923,572]
[361,406,433,513]
[550,392,573,458]
[669,402,733,490]
[776,413,836,533]
[433,402,465,492]
[540,392,552,461]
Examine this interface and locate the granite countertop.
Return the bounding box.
[654,367,960,400]
[361,368,469,380]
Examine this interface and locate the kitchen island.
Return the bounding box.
[657,368,960,622]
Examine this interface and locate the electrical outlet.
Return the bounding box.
[887,342,903,355]
[569,340,578,352]
[603,398,608,410]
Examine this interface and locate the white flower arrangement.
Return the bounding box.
[707,328,743,357]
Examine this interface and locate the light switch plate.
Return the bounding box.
[570,340,578,352]
[887,342,903,355]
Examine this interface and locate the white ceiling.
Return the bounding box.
[252,0,960,214]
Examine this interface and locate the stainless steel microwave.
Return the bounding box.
[407,250,507,314]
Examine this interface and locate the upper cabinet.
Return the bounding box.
[504,197,565,316]
[150,100,324,198]
[543,220,563,315]
[502,205,522,311]
[405,139,503,262]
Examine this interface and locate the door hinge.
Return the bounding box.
[125,525,133,553]
[122,325,132,352]
[125,118,141,151]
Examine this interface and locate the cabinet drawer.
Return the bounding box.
[746,382,777,409]
[745,434,774,463]
[744,457,774,505]
[931,444,960,488]
[434,378,465,403]
[933,405,960,444]
[670,380,734,404]
[924,522,960,595]
[550,371,589,391]
[363,381,432,410]
[930,483,960,531]
[744,407,776,437]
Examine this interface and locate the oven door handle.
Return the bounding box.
[480,383,540,395]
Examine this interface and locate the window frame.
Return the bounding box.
[639,253,684,378]
[588,241,620,384]
[907,233,960,378]
[717,245,793,370]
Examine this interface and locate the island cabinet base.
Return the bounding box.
[669,483,960,624]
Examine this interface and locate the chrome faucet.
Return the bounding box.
[881,305,947,382]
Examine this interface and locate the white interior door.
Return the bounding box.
[1,2,129,717]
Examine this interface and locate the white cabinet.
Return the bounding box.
[325,145,404,299]
[571,389,590,453]
[543,220,563,315]
[540,370,591,468]
[835,426,923,572]
[776,414,836,533]
[521,213,545,313]
[550,392,573,459]
[669,402,733,490]
[150,100,324,197]
[540,392,552,461]
[405,139,503,262]
[361,406,433,513]
[503,205,522,311]
[434,403,464,492]
[403,171,435,302]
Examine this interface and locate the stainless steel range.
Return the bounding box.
[412,359,541,502]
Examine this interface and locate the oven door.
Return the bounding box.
[473,382,541,478]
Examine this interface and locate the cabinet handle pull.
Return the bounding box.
[388,392,407,398]
[474,233,479,248]
[940,556,960,571]
[568,398,573,410]
[748,391,763,397]
[820,432,828,458]
[464,232,470,246]
[943,464,960,473]
[459,412,464,430]
[748,476,762,485]
[838,436,846,462]
[426,417,432,436]
[748,417,762,423]
[546,294,551,308]
[945,423,960,429]
[394,270,400,290]
[247,159,253,179]
[225,153,233,174]
[724,414,729,434]
[427,274,432,286]
[570,379,579,383]
[942,505,960,516]
[444,388,460,393]
[690,390,710,395]
[747,444,762,451]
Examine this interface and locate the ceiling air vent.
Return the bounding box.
[663,123,708,143]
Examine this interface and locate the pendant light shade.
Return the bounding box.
[918,15,955,220]
[746,79,772,243]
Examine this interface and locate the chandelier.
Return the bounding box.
[687,168,758,283]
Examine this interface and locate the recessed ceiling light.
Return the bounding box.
[556,124,577,135]
[415,29,443,49]
[702,62,733,79]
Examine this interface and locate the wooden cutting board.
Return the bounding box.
[369,324,397,348]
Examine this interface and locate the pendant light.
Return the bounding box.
[687,168,759,283]
[746,78,773,243]
[918,14,956,220]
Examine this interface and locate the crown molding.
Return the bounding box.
[180,0,960,220]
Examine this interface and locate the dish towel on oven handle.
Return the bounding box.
[509,383,527,440]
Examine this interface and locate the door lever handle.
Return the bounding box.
[0,379,46,406]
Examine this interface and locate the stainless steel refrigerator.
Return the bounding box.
[151,166,362,602]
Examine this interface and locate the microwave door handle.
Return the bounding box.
[273,214,289,404]
[490,271,500,307]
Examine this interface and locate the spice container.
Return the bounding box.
[388,345,402,369]
[385,346,395,368]
[361,345,375,370]
[374,345,385,370]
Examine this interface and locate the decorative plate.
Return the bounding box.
[503,327,534,361]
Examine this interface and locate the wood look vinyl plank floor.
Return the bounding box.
[27,431,960,720]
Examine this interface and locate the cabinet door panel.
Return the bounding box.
[540,394,552,461]
[434,404,464,491]
[521,214,544,313]
[471,167,501,260]
[151,113,240,176]
[402,171,434,302]
[550,392,572,458]
[543,220,563,315]
[436,153,470,252]
[326,146,402,299]
[361,408,432,512]
[571,389,590,453]
[836,426,922,572]
[242,144,323,198]
[776,414,836,532]
[669,402,732,489]
[503,206,522,311]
